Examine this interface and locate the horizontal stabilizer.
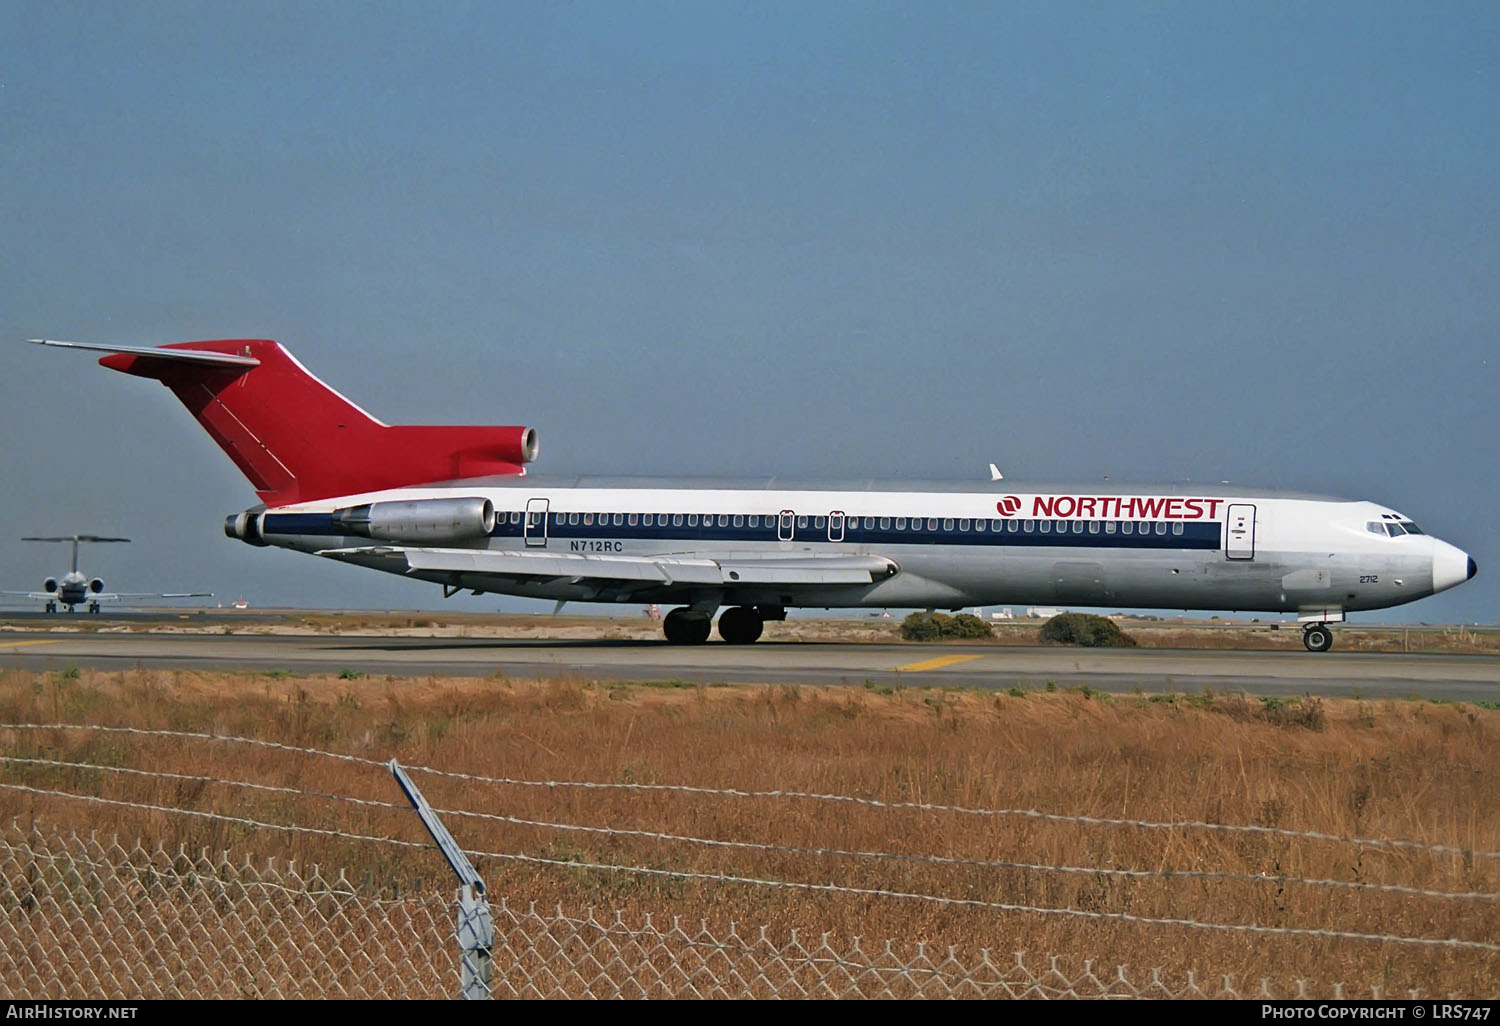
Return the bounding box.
[23,538,129,545]
[29,339,260,368]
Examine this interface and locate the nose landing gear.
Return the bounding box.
[1302,623,1334,652]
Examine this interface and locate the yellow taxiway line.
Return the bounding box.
[892,653,983,672]
[0,640,57,649]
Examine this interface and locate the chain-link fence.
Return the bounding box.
[0,822,1428,999]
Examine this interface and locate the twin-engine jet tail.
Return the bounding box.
[30,339,537,507]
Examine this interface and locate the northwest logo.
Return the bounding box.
[996,496,1023,516]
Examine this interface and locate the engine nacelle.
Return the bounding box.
[224,510,270,547]
[43,578,57,594]
[332,497,497,544]
[89,578,105,594]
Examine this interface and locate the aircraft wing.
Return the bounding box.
[112,592,214,599]
[317,546,897,588]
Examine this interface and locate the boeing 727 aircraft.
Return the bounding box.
[32,338,1476,649]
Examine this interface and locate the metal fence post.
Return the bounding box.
[456,881,496,998]
[391,759,494,999]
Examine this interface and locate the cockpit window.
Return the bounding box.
[1368,518,1426,537]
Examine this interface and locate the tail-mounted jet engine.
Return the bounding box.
[331,497,497,544]
[89,579,104,593]
[224,511,269,546]
[43,578,57,593]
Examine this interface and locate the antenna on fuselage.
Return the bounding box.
[988,464,1004,481]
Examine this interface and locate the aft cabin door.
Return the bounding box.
[525,498,549,548]
[1226,504,1256,560]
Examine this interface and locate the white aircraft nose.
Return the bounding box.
[1432,540,1477,594]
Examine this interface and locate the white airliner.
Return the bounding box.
[5,534,211,613]
[33,338,1476,650]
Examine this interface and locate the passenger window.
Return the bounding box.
[815,516,827,529]
[927,519,939,531]
[569,513,580,526]
[896,517,907,529]
[864,517,875,530]
[611,514,621,526]
[943,518,955,531]
[1089,521,1100,534]
[672,514,683,527]
[733,514,744,528]
[1039,521,1051,534]
[1121,522,1133,535]
[959,519,971,531]
[1023,520,1034,533]
[748,515,759,528]
[879,517,891,530]
[1005,520,1017,533]
[687,514,699,527]
[583,514,594,526]
[1105,521,1116,534]
[797,516,808,529]
[1071,520,1083,534]
[1155,522,1167,535]
[1172,522,1183,536]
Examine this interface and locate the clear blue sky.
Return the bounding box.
[2,2,1495,622]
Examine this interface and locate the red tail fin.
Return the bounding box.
[96,340,536,507]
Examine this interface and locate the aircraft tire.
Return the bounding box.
[45,601,56,614]
[89,602,101,614]
[718,607,764,644]
[1302,625,1333,653]
[664,608,712,645]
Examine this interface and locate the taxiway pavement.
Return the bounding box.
[1,630,1496,701]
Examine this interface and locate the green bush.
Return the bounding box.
[946,613,994,638]
[900,612,994,641]
[901,612,943,641]
[1037,613,1137,648]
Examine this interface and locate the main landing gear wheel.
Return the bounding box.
[717,606,765,644]
[44,601,56,613]
[663,608,712,645]
[88,602,101,614]
[1302,624,1334,653]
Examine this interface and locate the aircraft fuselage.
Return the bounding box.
[237,477,1474,621]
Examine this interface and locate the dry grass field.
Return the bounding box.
[1,660,1497,997]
